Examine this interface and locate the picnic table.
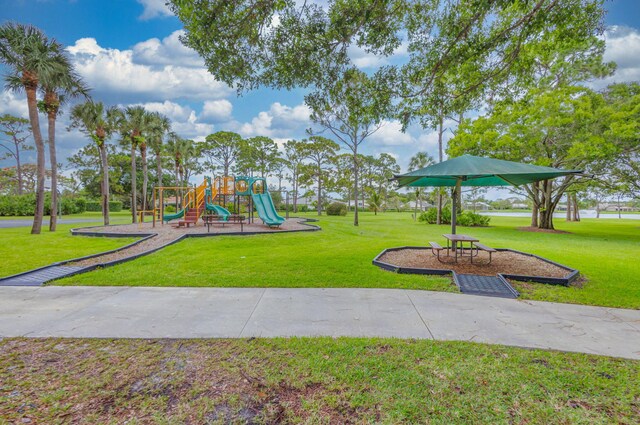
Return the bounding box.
[202,214,246,233]
[442,234,479,263]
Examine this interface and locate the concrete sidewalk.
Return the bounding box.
[1,287,638,359]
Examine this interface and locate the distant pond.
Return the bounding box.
[479,210,640,220]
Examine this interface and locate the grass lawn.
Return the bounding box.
[0,222,137,277]
[1,338,638,424]
[56,212,640,309]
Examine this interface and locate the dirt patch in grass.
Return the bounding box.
[379,248,569,277]
[517,226,572,234]
[1,338,638,424]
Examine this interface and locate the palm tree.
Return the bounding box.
[166,132,188,209]
[38,48,89,231]
[120,106,151,223]
[69,102,121,226]
[146,112,171,210]
[408,152,434,217]
[367,190,383,216]
[0,23,66,234]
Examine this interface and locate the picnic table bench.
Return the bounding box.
[473,242,496,264]
[201,214,246,233]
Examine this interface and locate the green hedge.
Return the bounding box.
[0,194,87,216]
[418,207,490,227]
[326,202,347,216]
[86,200,123,212]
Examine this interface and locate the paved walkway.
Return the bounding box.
[0,219,98,228]
[1,287,638,359]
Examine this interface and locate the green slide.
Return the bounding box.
[163,208,185,222]
[252,191,285,227]
[206,203,231,221]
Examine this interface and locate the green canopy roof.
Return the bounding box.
[394,155,581,188]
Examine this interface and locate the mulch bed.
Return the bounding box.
[378,248,569,278]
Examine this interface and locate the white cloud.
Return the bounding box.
[133,100,195,122]
[132,30,203,67]
[232,102,311,137]
[200,100,233,122]
[369,120,414,146]
[0,91,29,118]
[137,0,172,20]
[349,41,409,69]
[67,37,232,103]
[169,111,214,140]
[601,26,640,85]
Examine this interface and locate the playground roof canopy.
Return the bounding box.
[393,154,582,188]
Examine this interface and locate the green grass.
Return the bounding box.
[57,212,640,309]
[1,338,638,424]
[0,223,137,277]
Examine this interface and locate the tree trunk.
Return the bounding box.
[141,145,148,212]
[99,143,110,226]
[596,199,600,218]
[572,193,580,221]
[292,177,298,213]
[47,111,58,231]
[531,183,539,228]
[156,151,162,188]
[538,180,555,230]
[617,195,621,219]
[566,192,572,222]
[15,140,23,195]
[25,85,45,234]
[316,164,322,216]
[353,151,359,226]
[131,144,137,223]
[436,114,444,225]
[175,166,180,211]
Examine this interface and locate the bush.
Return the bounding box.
[326,202,347,216]
[418,206,489,227]
[457,210,490,227]
[0,194,87,216]
[418,206,452,224]
[164,205,176,213]
[108,201,122,212]
[85,200,123,212]
[85,201,101,212]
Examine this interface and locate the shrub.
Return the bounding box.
[326,202,347,216]
[108,201,122,212]
[418,206,489,227]
[0,194,87,216]
[85,200,123,212]
[85,201,101,212]
[418,206,452,224]
[164,205,176,213]
[457,210,490,227]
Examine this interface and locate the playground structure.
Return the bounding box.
[145,176,285,229]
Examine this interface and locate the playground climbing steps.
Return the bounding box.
[177,180,209,227]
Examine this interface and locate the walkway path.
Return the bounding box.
[1,287,638,359]
[0,218,98,228]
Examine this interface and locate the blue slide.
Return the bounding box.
[206,203,231,221]
[251,191,285,227]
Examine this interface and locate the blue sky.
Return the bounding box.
[1,0,639,196]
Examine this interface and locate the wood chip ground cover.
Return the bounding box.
[378,249,569,277]
[1,338,638,424]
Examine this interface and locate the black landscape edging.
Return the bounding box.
[372,246,579,287]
